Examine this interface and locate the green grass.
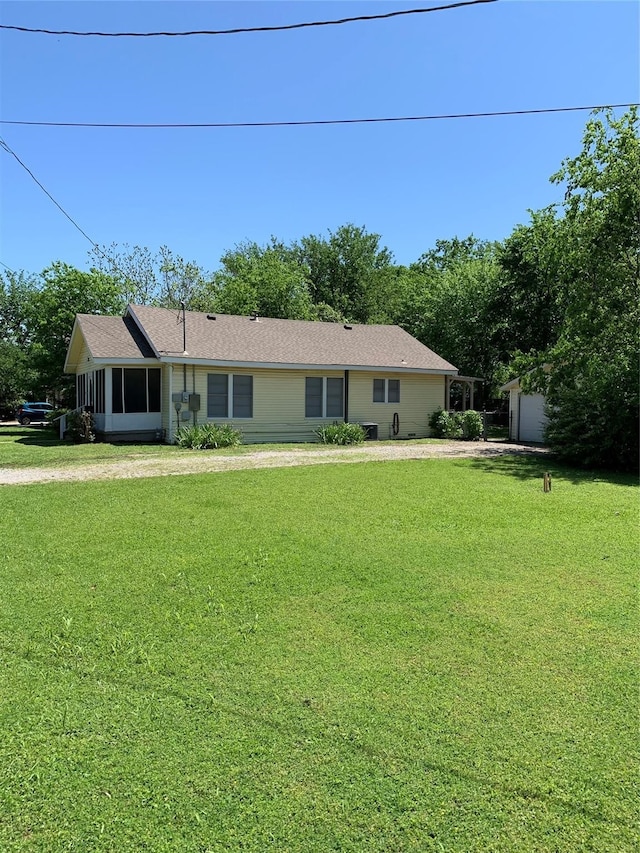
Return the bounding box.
[0,457,637,851]
[0,425,440,469]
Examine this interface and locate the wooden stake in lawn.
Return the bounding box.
[543,472,552,493]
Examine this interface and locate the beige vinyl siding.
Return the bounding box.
[75,340,93,376]
[185,367,345,443]
[348,372,445,439]
[176,366,446,443]
[161,364,173,439]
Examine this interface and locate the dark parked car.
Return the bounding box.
[16,402,54,425]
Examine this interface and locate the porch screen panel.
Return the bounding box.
[112,368,123,413]
[148,369,161,412]
[124,368,147,413]
[326,378,344,418]
[77,374,86,408]
[95,369,105,414]
[208,374,228,418]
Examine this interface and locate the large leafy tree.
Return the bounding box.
[89,243,215,309]
[212,242,315,320]
[394,237,505,395]
[29,263,125,400]
[541,108,639,470]
[294,224,396,324]
[0,270,40,412]
[493,210,566,361]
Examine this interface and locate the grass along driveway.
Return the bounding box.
[0,424,546,484]
[0,457,637,851]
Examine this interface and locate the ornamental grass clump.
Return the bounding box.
[176,423,242,449]
[316,422,366,445]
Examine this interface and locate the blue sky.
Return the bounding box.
[1,1,638,276]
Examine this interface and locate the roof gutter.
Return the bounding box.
[155,356,458,375]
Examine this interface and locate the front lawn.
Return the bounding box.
[0,426,441,470]
[0,458,637,851]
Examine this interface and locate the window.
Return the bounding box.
[112,368,161,414]
[373,378,400,403]
[305,377,344,418]
[207,374,253,418]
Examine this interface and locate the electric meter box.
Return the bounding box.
[188,394,201,411]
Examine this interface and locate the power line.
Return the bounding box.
[1,103,637,130]
[0,0,497,38]
[0,259,17,274]
[0,136,103,255]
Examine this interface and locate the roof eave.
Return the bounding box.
[63,317,87,373]
[157,355,457,374]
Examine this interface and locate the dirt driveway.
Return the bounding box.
[0,441,548,486]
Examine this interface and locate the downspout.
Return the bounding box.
[168,363,174,444]
[344,370,349,423]
[192,364,197,425]
[517,391,521,443]
[181,301,187,394]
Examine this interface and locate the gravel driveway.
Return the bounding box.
[0,441,548,486]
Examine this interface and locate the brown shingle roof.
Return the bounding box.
[76,314,156,359]
[127,305,457,373]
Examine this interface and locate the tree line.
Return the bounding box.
[1,109,638,470]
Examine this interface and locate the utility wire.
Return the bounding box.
[0,0,497,37]
[2,103,637,129]
[0,259,17,274]
[0,136,105,257]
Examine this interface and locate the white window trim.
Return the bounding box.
[208,373,253,419]
[305,376,344,419]
[373,378,400,403]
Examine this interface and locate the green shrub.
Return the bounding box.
[462,410,484,440]
[428,409,463,439]
[46,407,68,424]
[316,422,366,445]
[429,409,484,440]
[176,423,242,449]
[65,409,95,443]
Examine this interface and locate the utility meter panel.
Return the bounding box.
[188,394,201,412]
[181,391,190,403]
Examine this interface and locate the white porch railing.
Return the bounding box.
[55,406,84,440]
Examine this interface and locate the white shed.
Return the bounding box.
[500,375,548,444]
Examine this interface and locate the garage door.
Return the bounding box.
[519,393,547,443]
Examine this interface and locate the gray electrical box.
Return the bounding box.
[188,394,200,411]
[171,392,183,404]
[181,391,189,403]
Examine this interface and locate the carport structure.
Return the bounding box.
[445,375,484,411]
